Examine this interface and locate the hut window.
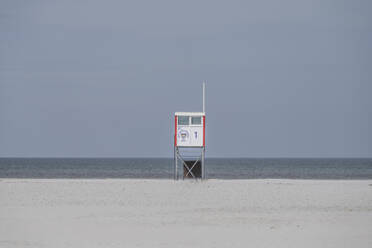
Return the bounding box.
[191,116,201,125]
[178,116,189,125]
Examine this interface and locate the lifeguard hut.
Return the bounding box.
[174,82,206,180]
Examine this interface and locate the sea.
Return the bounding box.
[0,158,372,179]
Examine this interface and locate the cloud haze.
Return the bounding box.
[1,0,371,157]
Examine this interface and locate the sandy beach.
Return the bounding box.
[0,179,371,248]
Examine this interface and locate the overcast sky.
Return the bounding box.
[0,0,371,157]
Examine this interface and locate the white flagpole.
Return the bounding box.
[203,81,206,113]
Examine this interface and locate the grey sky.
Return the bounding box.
[0,0,371,157]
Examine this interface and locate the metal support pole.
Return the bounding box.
[204,147,206,179]
[175,147,178,180]
[202,147,205,180]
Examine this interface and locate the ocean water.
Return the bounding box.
[0,158,372,179]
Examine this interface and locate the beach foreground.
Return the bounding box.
[0,179,371,248]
